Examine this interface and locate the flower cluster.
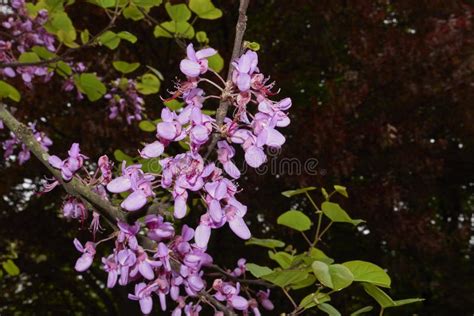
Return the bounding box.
[106,162,156,211]
[74,218,274,315]
[0,0,55,86]
[105,78,145,125]
[48,143,87,181]
[45,44,289,315]
[2,122,52,164]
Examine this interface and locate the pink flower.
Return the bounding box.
[179,43,217,78]
[73,239,96,272]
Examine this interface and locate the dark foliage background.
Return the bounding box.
[1,0,473,315]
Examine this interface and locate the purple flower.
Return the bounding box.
[98,155,113,184]
[106,163,155,211]
[156,108,186,142]
[213,279,249,311]
[128,282,155,314]
[73,239,96,272]
[62,197,87,220]
[257,289,274,311]
[48,143,87,181]
[102,254,119,288]
[179,43,217,78]
[217,141,241,179]
[145,215,175,241]
[232,50,259,91]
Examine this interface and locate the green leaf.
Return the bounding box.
[312,261,354,290]
[47,12,76,46]
[268,251,294,269]
[309,247,334,264]
[0,80,21,102]
[277,210,312,231]
[321,202,364,226]
[334,185,348,198]
[98,31,121,49]
[132,0,162,6]
[138,120,156,132]
[112,61,140,74]
[80,29,90,44]
[164,99,184,111]
[55,61,72,76]
[88,0,116,8]
[74,73,106,101]
[113,149,133,165]
[290,273,316,290]
[2,260,20,276]
[363,283,424,309]
[317,303,341,316]
[350,306,374,316]
[245,237,285,249]
[363,283,395,308]
[245,41,261,51]
[245,263,272,278]
[118,31,138,43]
[262,269,308,288]
[153,21,195,39]
[342,260,391,288]
[322,187,329,200]
[18,52,41,63]
[31,46,56,59]
[189,0,222,19]
[311,261,332,288]
[136,74,160,95]
[123,6,145,20]
[392,298,425,307]
[299,292,331,310]
[281,186,317,197]
[207,52,224,73]
[140,157,162,173]
[153,24,173,38]
[196,31,209,44]
[165,3,191,21]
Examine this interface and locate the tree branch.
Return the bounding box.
[0,103,238,315]
[0,103,125,226]
[205,0,250,158]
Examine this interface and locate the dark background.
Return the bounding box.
[1,0,473,314]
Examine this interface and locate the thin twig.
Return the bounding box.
[208,264,275,288]
[204,0,250,159]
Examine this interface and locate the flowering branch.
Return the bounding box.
[0,103,125,226]
[205,0,250,158]
[0,102,240,315]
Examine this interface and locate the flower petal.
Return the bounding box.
[244,146,266,168]
[230,295,249,310]
[75,254,93,272]
[195,48,217,59]
[48,155,63,169]
[228,216,251,240]
[194,224,211,248]
[223,161,241,179]
[141,141,164,158]
[107,176,131,193]
[180,59,201,78]
[139,296,153,315]
[157,122,177,140]
[121,190,147,211]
